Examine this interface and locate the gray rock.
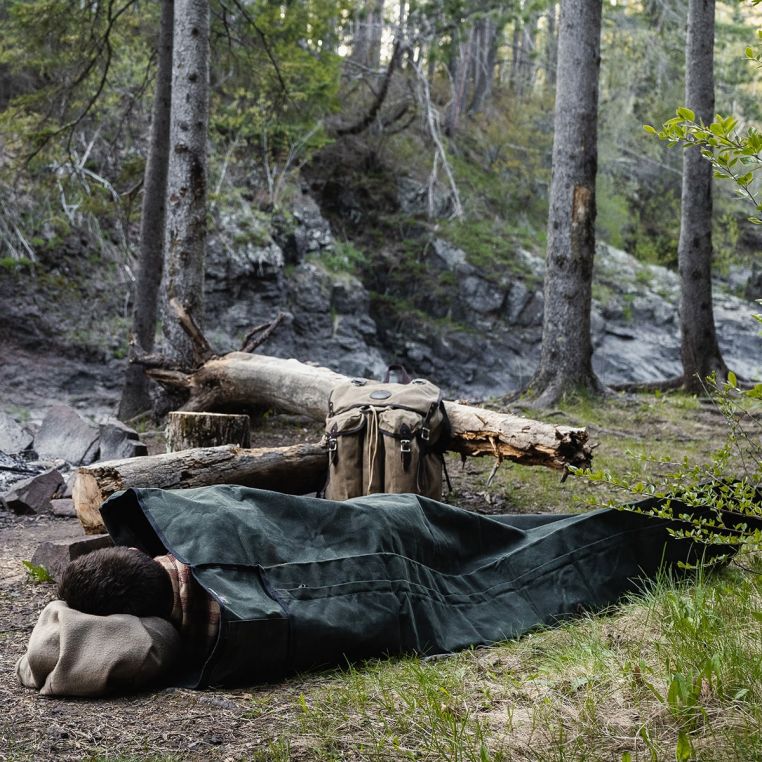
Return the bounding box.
[505,281,532,324]
[0,451,43,493]
[397,178,452,217]
[515,248,546,280]
[35,404,100,465]
[746,266,762,300]
[291,192,334,254]
[99,419,148,461]
[50,498,77,518]
[62,471,77,499]
[0,411,33,454]
[459,275,506,314]
[209,205,284,281]
[431,238,476,272]
[1,468,65,515]
[31,534,113,581]
[513,291,544,328]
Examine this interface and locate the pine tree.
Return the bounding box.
[526,0,605,406]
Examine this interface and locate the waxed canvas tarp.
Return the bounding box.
[100,487,726,688]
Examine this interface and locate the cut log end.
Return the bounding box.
[72,469,112,535]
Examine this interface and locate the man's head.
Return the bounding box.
[58,547,173,619]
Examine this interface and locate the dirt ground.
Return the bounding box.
[0,408,462,759]
[0,417,520,761]
[0,347,749,760]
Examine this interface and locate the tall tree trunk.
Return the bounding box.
[350,0,385,69]
[161,0,209,369]
[118,0,174,420]
[511,13,539,98]
[509,22,522,92]
[544,3,558,93]
[445,29,473,136]
[468,17,498,114]
[521,13,539,96]
[526,0,605,406]
[678,0,727,391]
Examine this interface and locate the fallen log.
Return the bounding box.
[146,353,592,471]
[73,442,326,534]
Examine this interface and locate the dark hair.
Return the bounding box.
[58,547,173,619]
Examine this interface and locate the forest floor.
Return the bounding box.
[1,386,761,760]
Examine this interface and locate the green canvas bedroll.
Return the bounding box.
[100,487,730,689]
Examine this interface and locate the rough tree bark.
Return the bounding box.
[118,0,173,420]
[525,0,605,407]
[445,28,473,136]
[73,443,326,533]
[145,352,593,470]
[468,17,498,114]
[166,411,251,451]
[678,0,727,391]
[350,0,385,70]
[161,0,209,369]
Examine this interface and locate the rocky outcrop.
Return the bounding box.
[201,189,762,398]
[205,190,387,380]
[0,411,33,453]
[592,245,762,386]
[2,183,760,419]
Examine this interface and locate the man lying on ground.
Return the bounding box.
[16,486,737,697]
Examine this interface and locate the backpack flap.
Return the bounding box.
[329,378,442,417]
[378,407,443,498]
[324,377,448,501]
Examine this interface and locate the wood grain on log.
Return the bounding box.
[146,353,592,471]
[166,411,251,451]
[73,442,326,534]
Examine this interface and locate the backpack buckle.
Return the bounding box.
[400,438,412,471]
[328,424,339,464]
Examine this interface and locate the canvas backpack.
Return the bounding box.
[322,372,450,501]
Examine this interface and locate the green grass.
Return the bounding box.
[263,657,499,760]
[445,391,715,516]
[238,392,762,761]
[246,560,762,761]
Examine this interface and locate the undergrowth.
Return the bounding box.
[247,560,762,761]
[239,393,762,761]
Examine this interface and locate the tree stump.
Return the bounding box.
[166,411,251,452]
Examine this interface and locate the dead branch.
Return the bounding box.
[239,311,287,353]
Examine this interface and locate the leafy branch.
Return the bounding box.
[644,29,762,223]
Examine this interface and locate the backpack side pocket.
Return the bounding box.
[324,410,366,500]
[378,409,439,496]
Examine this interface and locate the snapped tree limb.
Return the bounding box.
[145,352,593,471]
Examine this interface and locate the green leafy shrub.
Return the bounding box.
[575,353,762,564]
[22,560,53,584]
